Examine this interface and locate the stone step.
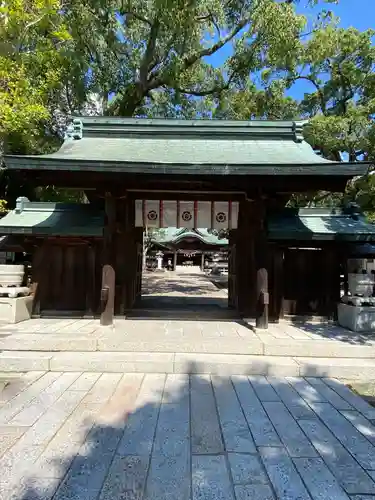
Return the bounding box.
[1,333,375,359]
[0,334,97,352]
[0,350,375,379]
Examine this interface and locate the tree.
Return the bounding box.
[143,227,165,269]
[286,26,375,211]
[0,0,74,205]
[62,0,315,117]
[0,0,72,151]
[216,22,375,214]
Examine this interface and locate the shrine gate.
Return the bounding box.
[1,117,371,328]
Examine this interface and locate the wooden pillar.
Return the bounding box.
[100,192,116,326]
[236,199,269,328]
[323,246,341,320]
[135,227,144,300]
[85,244,96,316]
[269,244,284,323]
[228,230,237,310]
[254,201,269,329]
[342,251,349,296]
[236,201,252,316]
[31,244,45,316]
[255,227,269,329]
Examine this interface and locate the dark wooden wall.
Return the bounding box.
[277,246,341,319]
[31,238,102,316]
[28,197,342,323]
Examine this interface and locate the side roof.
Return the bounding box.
[0,198,103,237]
[3,117,368,177]
[269,206,375,241]
[0,200,375,242]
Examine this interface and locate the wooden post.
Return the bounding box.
[324,246,341,320]
[31,244,45,316]
[100,192,116,326]
[86,244,96,316]
[268,243,284,323]
[255,230,269,329]
[236,201,252,316]
[236,198,269,328]
[254,201,269,329]
[228,230,237,310]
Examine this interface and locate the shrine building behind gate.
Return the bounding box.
[1,117,373,327]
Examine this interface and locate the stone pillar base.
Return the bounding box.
[0,296,33,324]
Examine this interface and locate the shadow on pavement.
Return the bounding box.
[8,362,375,500]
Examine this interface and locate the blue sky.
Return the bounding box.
[309,0,373,32]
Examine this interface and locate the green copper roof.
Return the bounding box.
[0,198,103,237]
[269,207,375,241]
[153,228,228,246]
[4,117,368,177]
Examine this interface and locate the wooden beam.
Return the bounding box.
[100,192,116,326]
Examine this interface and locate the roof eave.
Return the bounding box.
[0,226,102,237]
[269,232,375,242]
[3,156,369,177]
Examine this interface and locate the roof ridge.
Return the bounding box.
[69,117,300,141]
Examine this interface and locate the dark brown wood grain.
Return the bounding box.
[100,192,116,325]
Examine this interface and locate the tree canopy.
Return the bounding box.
[0,0,374,215]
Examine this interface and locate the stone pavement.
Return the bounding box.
[139,271,229,311]
[1,317,375,379]
[2,372,375,499]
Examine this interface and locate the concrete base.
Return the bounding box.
[338,303,375,333]
[0,296,33,324]
[1,351,375,379]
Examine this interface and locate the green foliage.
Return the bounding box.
[0,199,8,214]
[0,1,71,148]
[1,0,374,220]
[0,0,74,204]
[62,0,310,117]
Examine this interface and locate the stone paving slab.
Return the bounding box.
[3,350,375,378]
[1,372,375,499]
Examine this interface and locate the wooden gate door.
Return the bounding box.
[40,243,89,314]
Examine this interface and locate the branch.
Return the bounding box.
[139,18,160,86]
[148,20,247,91]
[182,20,247,70]
[196,10,221,38]
[17,13,48,52]
[291,75,327,114]
[147,32,179,75]
[173,71,236,97]
[335,62,354,113]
